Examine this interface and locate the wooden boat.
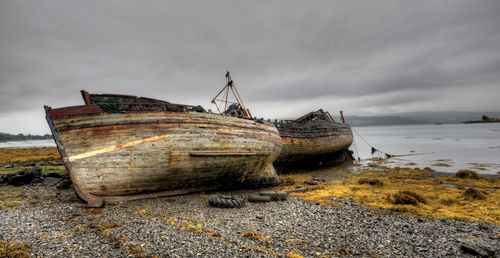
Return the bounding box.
[45,74,281,207]
[273,109,353,171]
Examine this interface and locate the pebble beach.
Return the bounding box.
[1,182,499,257]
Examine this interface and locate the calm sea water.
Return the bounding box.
[351,123,500,175]
[0,139,55,148]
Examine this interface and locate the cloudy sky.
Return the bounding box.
[1,0,499,134]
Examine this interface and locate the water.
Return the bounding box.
[0,139,55,148]
[351,123,500,175]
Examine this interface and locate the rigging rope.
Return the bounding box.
[351,127,432,159]
[351,127,393,159]
[351,133,361,161]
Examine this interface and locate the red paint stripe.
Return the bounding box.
[49,106,105,119]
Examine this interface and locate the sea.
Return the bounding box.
[351,123,500,175]
[0,139,55,148]
[1,123,499,175]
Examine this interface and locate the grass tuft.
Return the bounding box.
[0,240,30,258]
[392,191,427,205]
[91,222,122,232]
[279,177,295,186]
[455,169,481,179]
[338,248,352,255]
[0,200,25,209]
[242,231,269,245]
[440,198,458,206]
[432,163,451,167]
[286,252,303,258]
[463,188,487,200]
[358,178,384,186]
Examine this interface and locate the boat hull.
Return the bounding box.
[46,106,282,206]
[274,121,353,171]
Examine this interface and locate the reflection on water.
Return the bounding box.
[0,139,55,148]
[350,123,500,175]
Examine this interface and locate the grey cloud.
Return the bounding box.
[0,0,499,134]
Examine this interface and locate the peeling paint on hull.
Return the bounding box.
[45,105,282,207]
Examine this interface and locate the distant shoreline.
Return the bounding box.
[463,119,500,124]
[0,139,55,148]
[0,139,53,143]
[0,132,52,143]
[0,139,52,143]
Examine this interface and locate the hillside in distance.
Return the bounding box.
[344,116,425,127]
[344,111,500,127]
[0,132,52,142]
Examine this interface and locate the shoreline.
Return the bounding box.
[464,119,500,124]
[0,140,55,148]
[430,170,500,179]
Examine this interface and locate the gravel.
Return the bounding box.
[1,185,499,257]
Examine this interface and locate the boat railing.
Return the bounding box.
[110,102,206,113]
[81,90,205,113]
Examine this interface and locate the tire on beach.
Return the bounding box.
[258,191,287,201]
[248,195,271,203]
[208,195,245,208]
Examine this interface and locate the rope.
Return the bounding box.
[351,127,431,159]
[351,127,393,159]
[352,127,375,149]
[351,132,361,161]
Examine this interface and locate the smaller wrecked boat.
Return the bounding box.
[273,109,353,171]
[45,73,281,207]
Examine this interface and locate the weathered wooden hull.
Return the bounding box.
[45,105,282,207]
[274,120,353,171]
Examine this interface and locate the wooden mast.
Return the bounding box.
[211,71,251,119]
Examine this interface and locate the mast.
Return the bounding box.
[211,71,252,119]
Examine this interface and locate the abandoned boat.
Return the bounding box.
[45,73,281,207]
[273,109,353,171]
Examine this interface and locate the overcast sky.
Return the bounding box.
[1,0,499,134]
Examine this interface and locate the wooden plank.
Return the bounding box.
[190,151,260,156]
[49,105,104,119]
